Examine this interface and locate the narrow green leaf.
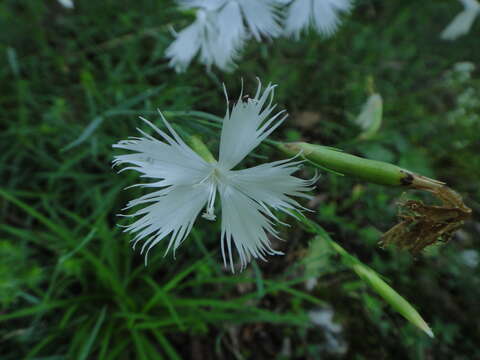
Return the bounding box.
[0,297,101,322]
[25,334,57,359]
[152,330,183,360]
[78,306,107,360]
[0,188,69,239]
[252,262,265,298]
[352,263,434,338]
[63,85,166,151]
[97,321,114,360]
[62,116,103,152]
[59,228,97,264]
[143,277,185,330]
[131,330,154,360]
[298,216,434,337]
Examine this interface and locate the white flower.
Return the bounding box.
[165,10,218,72]
[113,82,317,271]
[178,0,227,11]
[236,0,282,40]
[166,0,282,72]
[283,0,353,39]
[440,0,480,40]
[210,1,248,70]
[57,0,74,8]
[166,2,247,72]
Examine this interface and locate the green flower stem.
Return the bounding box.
[279,142,443,188]
[187,135,217,164]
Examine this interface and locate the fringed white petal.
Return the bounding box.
[226,158,319,216]
[284,0,353,39]
[218,81,287,170]
[460,0,480,11]
[312,0,351,36]
[167,4,246,72]
[178,0,228,11]
[218,182,283,272]
[284,0,312,39]
[113,115,212,188]
[235,0,282,40]
[166,10,217,73]
[124,184,210,262]
[113,114,215,260]
[440,0,480,40]
[211,1,247,71]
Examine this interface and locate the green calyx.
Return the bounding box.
[279,142,413,187]
[187,135,217,164]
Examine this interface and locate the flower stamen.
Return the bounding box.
[201,168,219,221]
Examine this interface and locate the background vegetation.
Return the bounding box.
[1,0,479,358]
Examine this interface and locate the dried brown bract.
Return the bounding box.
[379,177,472,254]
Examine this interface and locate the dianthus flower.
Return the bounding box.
[113,82,317,271]
[166,0,281,72]
[283,0,353,39]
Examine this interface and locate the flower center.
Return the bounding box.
[200,167,221,221]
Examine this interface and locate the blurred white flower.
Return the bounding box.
[284,0,353,39]
[309,308,348,355]
[57,0,74,9]
[460,249,479,268]
[178,0,227,11]
[236,0,282,40]
[211,1,248,70]
[441,0,480,40]
[165,10,219,72]
[113,82,317,271]
[166,0,282,72]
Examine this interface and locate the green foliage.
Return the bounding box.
[299,217,433,337]
[1,0,479,359]
[0,240,43,308]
